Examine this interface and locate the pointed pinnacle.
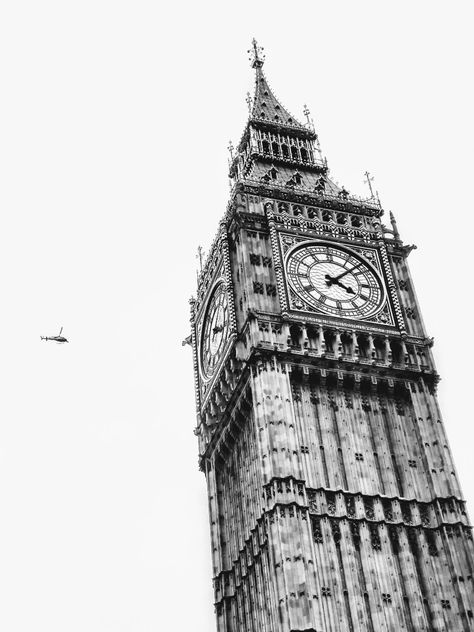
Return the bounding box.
[246,91,253,114]
[303,104,314,130]
[389,211,400,239]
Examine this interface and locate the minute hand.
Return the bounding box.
[333,261,364,282]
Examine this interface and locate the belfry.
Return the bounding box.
[189,42,474,631]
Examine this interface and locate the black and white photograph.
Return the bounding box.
[1,1,473,630]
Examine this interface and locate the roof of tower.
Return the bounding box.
[248,39,310,134]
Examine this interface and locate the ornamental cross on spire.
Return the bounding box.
[364,171,375,198]
[248,38,265,69]
[363,171,382,208]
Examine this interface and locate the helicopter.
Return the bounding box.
[41,326,69,344]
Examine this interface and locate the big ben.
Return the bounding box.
[188,41,474,631]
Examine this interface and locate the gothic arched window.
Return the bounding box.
[357,334,370,359]
[289,325,301,348]
[324,330,336,354]
[390,340,404,364]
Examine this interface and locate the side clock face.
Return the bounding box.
[286,242,385,319]
[200,283,230,380]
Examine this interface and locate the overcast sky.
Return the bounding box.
[0,1,472,630]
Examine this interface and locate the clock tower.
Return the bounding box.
[189,41,474,632]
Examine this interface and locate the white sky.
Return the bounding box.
[0,2,472,630]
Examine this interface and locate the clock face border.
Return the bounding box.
[199,281,230,382]
[283,239,388,322]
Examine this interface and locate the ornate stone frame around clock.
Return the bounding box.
[198,279,230,379]
[271,227,400,331]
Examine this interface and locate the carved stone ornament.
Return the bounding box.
[281,234,300,255]
[289,288,306,311]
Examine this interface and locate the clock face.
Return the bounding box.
[200,283,230,380]
[286,242,385,319]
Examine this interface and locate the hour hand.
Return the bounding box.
[333,279,355,294]
[325,274,354,294]
[339,282,355,294]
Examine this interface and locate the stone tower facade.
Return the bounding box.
[189,42,474,632]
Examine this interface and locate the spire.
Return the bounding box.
[229,41,328,186]
[248,39,307,132]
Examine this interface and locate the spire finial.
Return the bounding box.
[196,246,205,273]
[248,38,265,69]
[246,92,253,114]
[363,171,375,198]
[303,104,314,131]
[364,171,382,208]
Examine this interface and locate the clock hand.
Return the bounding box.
[325,261,364,286]
[333,261,364,282]
[323,274,356,294]
[340,282,355,294]
[331,279,355,294]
